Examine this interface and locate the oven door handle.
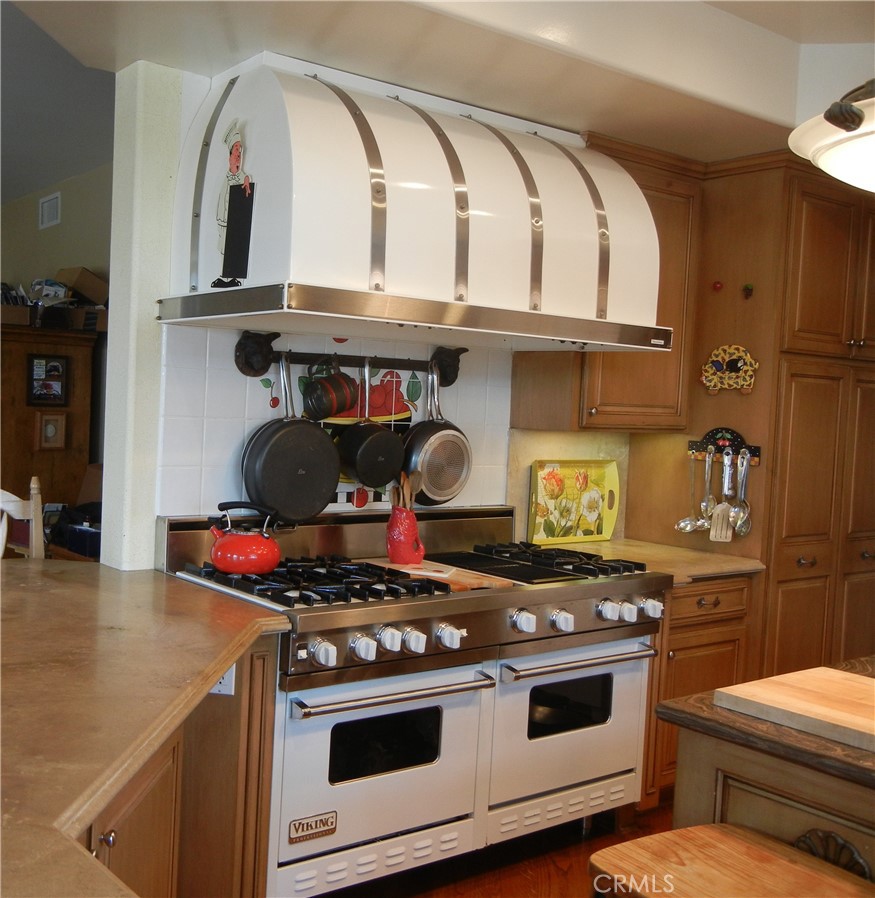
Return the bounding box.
[291,670,496,719]
[500,644,657,683]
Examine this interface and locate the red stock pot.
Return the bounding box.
[209,503,281,575]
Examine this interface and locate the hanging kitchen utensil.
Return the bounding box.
[675,455,701,532]
[700,444,717,521]
[709,448,735,542]
[731,448,752,536]
[403,361,472,505]
[338,358,404,489]
[301,355,358,421]
[241,355,340,522]
[208,503,281,575]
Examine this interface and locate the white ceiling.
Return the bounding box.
[2,1,873,201]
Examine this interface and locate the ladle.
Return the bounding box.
[675,456,700,532]
[700,445,716,521]
[731,448,752,535]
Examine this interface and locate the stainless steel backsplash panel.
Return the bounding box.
[157,506,515,573]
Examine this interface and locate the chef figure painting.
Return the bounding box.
[212,118,256,288]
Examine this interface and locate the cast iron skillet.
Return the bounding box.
[338,358,404,489]
[402,362,472,505]
[242,356,339,522]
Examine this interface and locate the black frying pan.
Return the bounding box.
[242,356,339,522]
[338,359,404,489]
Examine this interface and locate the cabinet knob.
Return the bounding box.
[862,550,874,561]
[668,651,675,660]
[696,596,721,609]
[846,339,859,347]
[99,829,117,848]
[587,407,598,416]
[796,556,818,568]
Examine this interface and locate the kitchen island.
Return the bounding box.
[657,657,875,875]
[0,559,290,898]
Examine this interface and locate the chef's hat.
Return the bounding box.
[223,119,242,152]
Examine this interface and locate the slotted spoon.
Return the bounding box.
[709,448,734,542]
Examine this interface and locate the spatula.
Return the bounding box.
[709,448,734,542]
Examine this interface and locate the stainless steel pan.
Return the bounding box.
[402,361,471,505]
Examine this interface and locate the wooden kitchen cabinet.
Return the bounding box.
[1,325,97,506]
[177,635,278,898]
[510,141,701,431]
[764,357,875,675]
[834,366,875,661]
[640,577,751,809]
[88,727,183,898]
[783,176,875,361]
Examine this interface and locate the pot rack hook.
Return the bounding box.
[234,330,281,377]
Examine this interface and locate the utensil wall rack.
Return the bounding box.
[687,427,760,465]
[234,330,467,386]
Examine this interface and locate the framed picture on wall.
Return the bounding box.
[27,354,68,406]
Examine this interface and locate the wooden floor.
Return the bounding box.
[333,801,673,898]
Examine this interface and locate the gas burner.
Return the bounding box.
[183,557,451,609]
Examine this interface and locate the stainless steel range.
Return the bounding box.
[158,507,669,896]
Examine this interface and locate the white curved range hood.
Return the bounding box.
[160,59,670,352]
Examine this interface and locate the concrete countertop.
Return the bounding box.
[563,537,766,585]
[0,560,290,898]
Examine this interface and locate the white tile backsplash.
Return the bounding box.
[156,326,513,517]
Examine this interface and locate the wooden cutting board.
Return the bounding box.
[363,558,516,591]
[713,667,875,751]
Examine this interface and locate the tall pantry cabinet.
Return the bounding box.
[691,156,875,676]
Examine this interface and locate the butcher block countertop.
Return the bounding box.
[563,537,766,585]
[656,656,875,789]
[1,560,290,898]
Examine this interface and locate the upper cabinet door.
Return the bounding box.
[782,176,862,358]
[581,168,701,430]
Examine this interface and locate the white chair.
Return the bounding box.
[1,477,45,559]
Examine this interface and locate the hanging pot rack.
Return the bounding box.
[233,330,468,386]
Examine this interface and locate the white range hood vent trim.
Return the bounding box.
[165,60,671,353]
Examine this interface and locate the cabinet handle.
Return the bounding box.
[796,556,817,568]
[587,407,598,416]
[862,550,874,561]
[696,596,721,608]
[99,829,117,848]
[846,339,860,347]
[668,651,675,660]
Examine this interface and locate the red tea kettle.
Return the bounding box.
[209,503,281,575]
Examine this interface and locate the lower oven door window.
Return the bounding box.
[489,638,652,807]
[277,664,491,864]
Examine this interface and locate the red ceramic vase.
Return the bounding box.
[386,506,425,565]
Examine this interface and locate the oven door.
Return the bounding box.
[489,636,654,807]
[276,663,494,864]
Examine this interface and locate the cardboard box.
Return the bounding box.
[1,306,32,326]
[55,267,109,304]
[68,308,108,332]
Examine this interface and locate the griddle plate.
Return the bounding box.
[425,552,576,584]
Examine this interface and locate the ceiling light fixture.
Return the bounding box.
[789,79,875,193]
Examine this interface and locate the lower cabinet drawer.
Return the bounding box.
[671,578,749,624]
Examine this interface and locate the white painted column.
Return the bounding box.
[101,61,182,569]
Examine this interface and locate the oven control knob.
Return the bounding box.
[351,633,378,662]
[597,600,621,621]
[402,627,427,654]
[377,626,403,652]
[437,623,463,649]
[310,638,338,668]
[511,609,537,634]
[639,597,665,619]
[619,601,639,622]
[551,609,575,632]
